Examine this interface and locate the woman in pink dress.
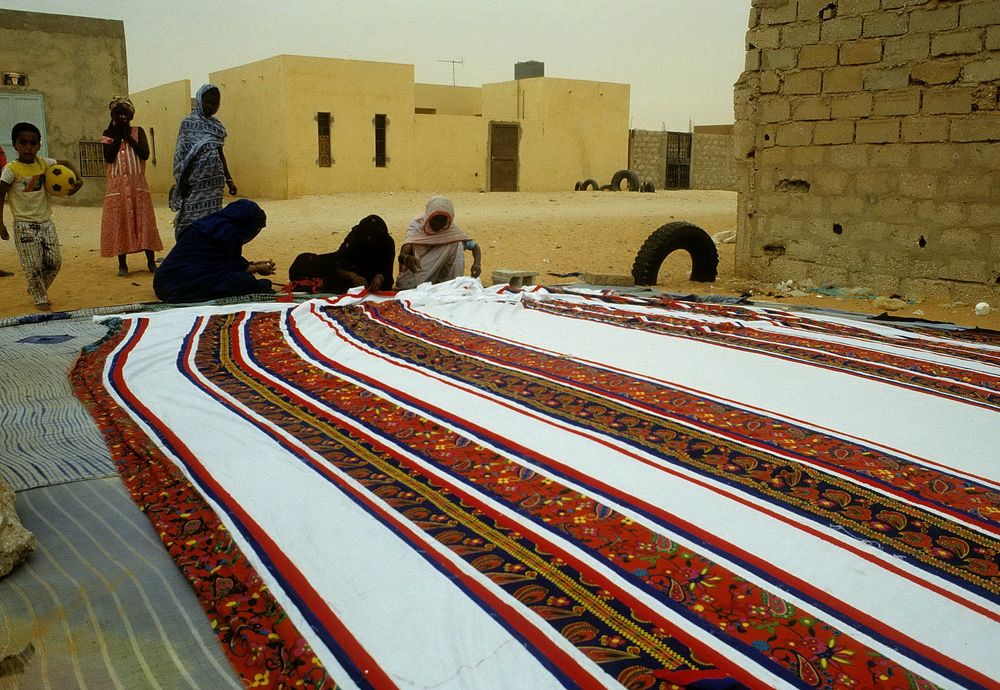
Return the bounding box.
[100,96,163,276]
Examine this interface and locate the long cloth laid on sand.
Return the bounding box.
[71,278,1000,689]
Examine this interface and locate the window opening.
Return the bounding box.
[78,141,104,177]
[374,114,388,167]
[317,112,332,167]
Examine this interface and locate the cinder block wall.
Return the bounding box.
[628,129,667,188]
[691,133,738,190]
[735,0,1000,302]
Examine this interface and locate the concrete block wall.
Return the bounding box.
[735,0,1000,303]
[691,133,738,190]
[628,129,667,188]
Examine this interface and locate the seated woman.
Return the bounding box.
[288,214,394,293]
[395,195,481,290]
[153,199,275,303]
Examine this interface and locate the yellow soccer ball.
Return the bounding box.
[45,164,78,196]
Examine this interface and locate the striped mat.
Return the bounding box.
[0,476,241,690]
[0,318,116,490]
[69,280,1000,689]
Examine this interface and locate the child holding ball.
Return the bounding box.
[0,122,83,311]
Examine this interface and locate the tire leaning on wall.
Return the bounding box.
[610,169,641,191]
[580,178,599,191]
[631,221,719,284]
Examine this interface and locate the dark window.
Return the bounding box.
[317,112,332,167]
[374,114,388,167]
[78,141,104,177]
[149,127,157,165]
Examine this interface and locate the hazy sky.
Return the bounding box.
[9,0,752,130]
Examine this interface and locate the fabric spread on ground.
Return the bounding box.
[69,279,1000,690]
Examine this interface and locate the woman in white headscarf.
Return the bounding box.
[395,195,482,290]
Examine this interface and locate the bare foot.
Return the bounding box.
[36,302,51,312]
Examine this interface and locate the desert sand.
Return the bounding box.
[1,189,998,330]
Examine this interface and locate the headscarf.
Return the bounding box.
[108,96,135,116]
[404,195,470,246]
[172,84,227,181]
[191,199,266,255]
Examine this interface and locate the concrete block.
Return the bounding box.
[828,144,869,169]
[950,142,1000,170]
[798,43,838,68]
[831,92,873,117]
[745,49,762,71]
[988,27,1000,51]
[747,26,781,50]
[962,57,1000,83]
[840,38,884,65]
[909,6,959,32]
[878,198,918,221]
[791,96,831,120]
[789,145,826,166]
[869,143,912,167]
[874,90,921,116]
[837,0,879,14]
[897,278,958,303]
[814,120,856,144]
[820,16,863,42]
[950,113,1000,142]
[883,34,931,65]
[940,227,987,250]
[963,203,1000,226]
[781,21,821,47]
[881,0,934,8]
[915,200,965,224]
[761,0,798,24]
[846,271,901,295]
[776,121,814,146]
[761,70,782,92]
[783,70,823,94]
[950,282,1000,305]
[903,117,952,143]
[852,170,894,196]
[828,195,868,216]
[823,67,864,93]
[931,31,983,56]
[491,269,538,288]
[582,273,635,287]
[945,173,996,200]
[923,87,974,114]
[960,0,1000,28]
[862,12,909,37]
[942,259,991,283]
[914,141,962,168]
[863,66,910,91]
[856,119,901,143]
[812,169,850,193]
[760,96,792,123]
[898,172,938,198]
[763,47,798,71]
[910,60,961,85]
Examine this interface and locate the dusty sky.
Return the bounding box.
[9,0,751,130]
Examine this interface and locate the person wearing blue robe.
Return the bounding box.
[153,199,275,303]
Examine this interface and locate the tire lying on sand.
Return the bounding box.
[599,184,615,191]
[631,221,719,284]
[574,181,583,191]
[580,178,599,191]
[641,180,656,193]
[610,168,641,191]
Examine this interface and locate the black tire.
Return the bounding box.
[581,178,598,191]
[642,180,656,193]
[611,169,641,191]
[631,221,719,284]
[599,184,615,191]
[574,180,583,191]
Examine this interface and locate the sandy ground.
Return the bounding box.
[1,189,998,330]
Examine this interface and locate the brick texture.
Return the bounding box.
[734,0,1000,301]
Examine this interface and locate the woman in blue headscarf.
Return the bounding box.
[170,84,237,239]
[153,200,275,303]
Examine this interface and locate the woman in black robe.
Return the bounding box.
[153,199,275,303]
[288,214,394,293]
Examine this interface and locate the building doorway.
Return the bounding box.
[0,94,48,157]
[665,131,691,190]
[489,122,518,192]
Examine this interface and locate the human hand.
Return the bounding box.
[226,178,238,196]
[470,262,481,279]
[251,260,275,276]
[399,253,421,272]
[68,178,84,195]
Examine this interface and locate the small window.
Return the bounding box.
[374,114,388,167]
[78,141,104,177]
[317,112,332,167]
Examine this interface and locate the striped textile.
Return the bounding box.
[0,477,242,690]
[0,318,115,490]
[71,280,1000,689]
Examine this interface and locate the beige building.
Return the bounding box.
[0,9,128,205]
[133,55,630,198]
[735,0,1000,302]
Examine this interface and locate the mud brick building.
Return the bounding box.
[735,0,1000,302]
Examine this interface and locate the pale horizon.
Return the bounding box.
[4,0,752,131]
